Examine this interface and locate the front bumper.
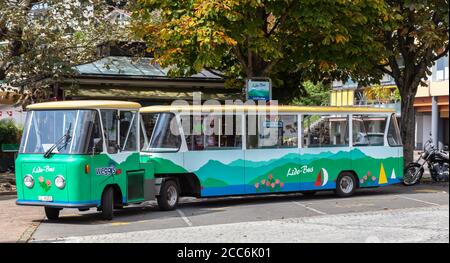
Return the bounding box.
[16,199,99,209]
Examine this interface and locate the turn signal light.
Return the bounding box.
[85,164,90,174]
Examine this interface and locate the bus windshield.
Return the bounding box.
[20,110,102,154]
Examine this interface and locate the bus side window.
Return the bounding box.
[141,112,181,152]
[387,114,402,146]
[246,114,298,149]
[86,111,103,153]
[100,109,119,154]
[303,114,349,148]
[183,114,243,151]
[352,115,387,146]
[120,111,138,151]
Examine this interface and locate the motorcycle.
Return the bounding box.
[403,137,449,186]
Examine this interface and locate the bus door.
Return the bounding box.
[182,113,245,196]
[97,109,144,203]
[245,114,301,194]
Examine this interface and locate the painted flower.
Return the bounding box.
[367,171,371,177]
[261,179,266,184]
[38,176,44,183]
[254,183,259,189]
[271,183,275,188]
[265,181,270,187]
[268,174,273,180]
[280,182,284,188]
[360,179,365,184]
[372,176,377,181]
[363,175,368,180]
[275,179,280,184]
[46,179,51,186]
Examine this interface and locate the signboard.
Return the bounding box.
[246,78,272,101]
[1,144,19,152]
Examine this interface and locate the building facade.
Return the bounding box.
[331,54,449,150]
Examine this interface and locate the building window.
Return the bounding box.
[435,55,449,81]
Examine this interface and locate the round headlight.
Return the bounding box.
[24,175,34,188]
[54,175,65,189]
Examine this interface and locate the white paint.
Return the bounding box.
[394,195,441,206]
[176,209,193,227]
[292,201,327,215]
[391,169,396,179]
[107,152,133,165]
[321,168,329,186]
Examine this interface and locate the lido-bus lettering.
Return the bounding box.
[32,165,55,174]
[287,165,314,177]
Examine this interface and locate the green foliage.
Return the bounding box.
[291,81,331,106]
[131,0,388,85]
[0,0,129,104]
[0,119,21,145]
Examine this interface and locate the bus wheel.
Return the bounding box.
[44,207,61,220]
[157,180,179,211]
[335,173,356,197]
[101,187,114,220]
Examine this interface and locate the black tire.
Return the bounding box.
[335,172,357,197]
[302,191,316,197]
[100,187,114,220]
[157,180,179,211]
[44,207,61,220]
[403,163,424,186]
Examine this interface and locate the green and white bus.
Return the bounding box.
[16,102,403,220]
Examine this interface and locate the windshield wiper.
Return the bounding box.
[43,123,72,158]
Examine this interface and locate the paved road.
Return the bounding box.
[30,183,449,243]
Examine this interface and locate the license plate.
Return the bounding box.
[38,196,53,202]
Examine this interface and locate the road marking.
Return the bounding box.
[413,189,441,193]
[292,201,327,215]
[395,195,440,206]
[111,222,130,226]
[176,209,193,227]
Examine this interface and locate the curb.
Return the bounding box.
[17,220,42,243]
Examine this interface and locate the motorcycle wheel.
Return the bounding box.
[403,163,424,186]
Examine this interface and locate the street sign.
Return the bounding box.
[246,78,272,101]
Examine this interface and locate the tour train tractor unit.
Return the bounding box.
[15,100,156,220]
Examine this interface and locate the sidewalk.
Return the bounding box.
[0,195,43,243]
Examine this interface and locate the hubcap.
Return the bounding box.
[340,175,354,194]
[167,185,178,207]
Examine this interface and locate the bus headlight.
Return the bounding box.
[54,176,65,189]
[24,175,34,188]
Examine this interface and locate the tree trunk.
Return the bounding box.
[399,88,416,167]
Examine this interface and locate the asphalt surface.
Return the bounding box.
[30,183,449,243]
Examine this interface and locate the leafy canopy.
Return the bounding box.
[131,0,388,82]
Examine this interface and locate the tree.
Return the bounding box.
[131,0,387,82]
[0,0,127,105]
[290,81,331,106]
[0,119,20,145]
[354,0,449,164]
